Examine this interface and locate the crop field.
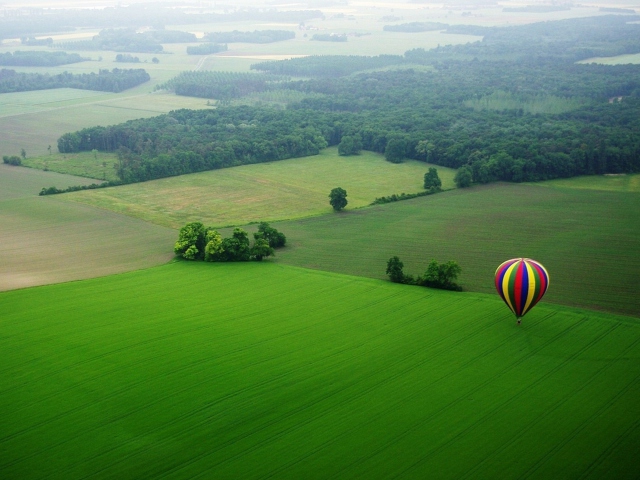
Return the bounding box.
[61,147,456,228]
[270,182,640,317]
[1,261,639,479]
[0,165,176,291]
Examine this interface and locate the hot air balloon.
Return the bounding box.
[495,258,549,324]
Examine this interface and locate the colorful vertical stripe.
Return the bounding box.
[495,258,549,319]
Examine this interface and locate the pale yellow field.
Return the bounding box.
[62,147,456,229]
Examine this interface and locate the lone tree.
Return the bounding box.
[329,187,348,211]
[386,256,405,283]
[423,167,442,190]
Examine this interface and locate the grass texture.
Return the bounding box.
[270,182,640,317]
[1,261,639,479]
[63,147,456,228]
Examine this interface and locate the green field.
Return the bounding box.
[268,182,640,316]
[539,174,640,192]
[22,151,120,182]
[1,261,639,479]
[0,165,176,291]
[62,147,456,228]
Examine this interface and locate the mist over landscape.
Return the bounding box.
[1,1,640,478]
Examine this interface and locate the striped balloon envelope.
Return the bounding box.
[495,258,549,323]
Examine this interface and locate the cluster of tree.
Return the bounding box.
[0,51,88,67]
[382,22,447,32]
[115,54,140,63]
[174,222,285,262]
[156,71,287,100]
[311,34,347,42]
[2,155,22,166]
[203,30,295,44]
[386,257,462,291]
[251,54,405,77]
[0,68,150,94]
[186,44,228,55]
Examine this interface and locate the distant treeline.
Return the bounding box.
[252,54,405,77]
[203,30,295,44]
[0,51,89,67]
[0,6,322,41]
[55,29,197,53]
[21,37,53,46]
[311,34,347,42]
[186,44,228,55]
[156,71,288,100]
[383,22,447,32]
[56,15,640,185]
[0,68,150,94]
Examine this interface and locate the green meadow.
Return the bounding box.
[1,261,639,479]
[62,147,456,228]
[269,182,640,317]
[22,151,120,182]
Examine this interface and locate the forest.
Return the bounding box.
[56,15,640,185]
[0,51,88,67]
[0,68,150,94]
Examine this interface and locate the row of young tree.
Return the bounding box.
[0,68,150,94]
[0,51,88,67]
[174,222,286,262]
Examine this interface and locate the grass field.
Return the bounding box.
[538,174,640,192]
[1,261,639,479]
[0,165,176,291]
[22,151,120,182]
[0,163,98,200]
[62,147,456,228]
[268,182,640,317]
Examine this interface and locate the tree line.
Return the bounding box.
[0,68,150,94]
[174,222,286,262]
[0,51,88,67]
[155,71,288,100]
